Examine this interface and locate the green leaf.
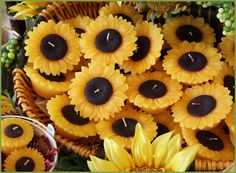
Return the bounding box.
[66,166,86,171]
[59,156,76,169]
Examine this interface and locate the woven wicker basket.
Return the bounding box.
[13,1,234,171]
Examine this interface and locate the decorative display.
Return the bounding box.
[163,41,222,85]
[3,1,235,172]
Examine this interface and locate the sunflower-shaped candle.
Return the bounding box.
[4,148,45,172]
[25,20,81,75]
[172,83,233,130]
[163,41,222,85]
[47,94,97,140]
[63,16,92,38]
[126,71,182,113]
[153,111,181,138]
[2,118,34,154]
[68,62,128,121]
[96,106,157,148]
[220,34,235,69]
[99,2,143,25]
[80,15,137,65]
[213,62,234,102]
[24,64,74,99]
[182,127,234,161]
[88,123,199,172]
[121,21,164,74]
[225,108,235,146]
[163,15,215,47]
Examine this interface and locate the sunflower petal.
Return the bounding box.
[152,131,173,168]
[88,156,120,172]
[131,123,152,167]
[104,138,135,171]
[163,134,182,166]
[166,145,200,172]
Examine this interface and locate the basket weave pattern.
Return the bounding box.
[13,1,234,171]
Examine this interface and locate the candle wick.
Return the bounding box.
[191,102,202,106]
[209,138,218,141]
[134,46,139,53]
[13,126,19,130]
[189,31,193,36]
[152,84,158,90]
[106,32,110,42]
[24,159,30,166]
[94,88,100,94]
[188,53,195,62]
[48,41,55,48]
[122,118,127,127]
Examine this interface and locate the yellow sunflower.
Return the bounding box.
[213,62,234,102]
[182,127,234,161]
[121,21,163,74]
[63,15,92,38]
[163,15,215,47]
[99,2,143,25]
[96,106,157,148]
[4,148,45,172]
[163,41,222,85]
[2,118,34,154]
[68,62,128,121]
[225,108,235,146]
[172,83,233,130]
[88,123,199,172]
[126,71,183,111]
[25,20,81,75]
[80,15,137,65]
[153,110,182,139]
[47,94,97,140]
[220,34,235,69]
[24,63,74,99]
[1,95,14,114]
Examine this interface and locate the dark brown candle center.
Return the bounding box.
[95,29,122,53]
[112,118,138,137]
[139,80,167,99]
[39,71,66,82]
[61,105,89,125]
[15,157,35,172]
[187,95,216,117]
[176,25,202,42]
[4,124,23,138]
[40,34,68,61]
[84,77,113,105]
[196,130,224,151]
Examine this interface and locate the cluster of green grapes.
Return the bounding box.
[196,1,234,36]
[1,39,20,69]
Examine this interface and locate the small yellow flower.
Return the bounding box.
[88,123,199,172]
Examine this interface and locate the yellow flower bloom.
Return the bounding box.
[88,123,199,172]
[1,95,14,113]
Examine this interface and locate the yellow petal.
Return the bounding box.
[166,145,200,172]
[152,131,173,168]
[88,156,120,172]
[131,123,152,167]
[104,138,135,171]
[163,134,182,166]
[9,4,28,12]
